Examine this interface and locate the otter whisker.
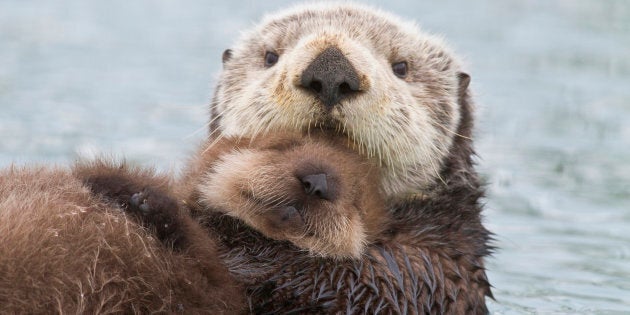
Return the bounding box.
[185,110,226,140]
[432,121,471,140]
[200,133,226,156]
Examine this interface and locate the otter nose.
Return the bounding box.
[300,173,331,200]
[300,47,360,109]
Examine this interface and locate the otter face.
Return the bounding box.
[212,4,469,197]
[197,138,386,259]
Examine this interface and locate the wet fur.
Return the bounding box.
[74,126,490,313]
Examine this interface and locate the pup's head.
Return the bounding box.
[197,136,386,259]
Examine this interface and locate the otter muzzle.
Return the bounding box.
[299,47,361,109]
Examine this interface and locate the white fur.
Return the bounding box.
[215,3,464,197]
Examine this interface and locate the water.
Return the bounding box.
[1,1,628,313]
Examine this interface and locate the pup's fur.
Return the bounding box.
[181,133,387,259]
[0,133,387,312]
[0,165,243,314]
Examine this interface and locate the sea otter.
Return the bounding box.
[202,3,493,313]
[211,3,467,200]
[179,133,388,259]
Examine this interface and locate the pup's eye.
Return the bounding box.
[392,61,408,78]
[264,51,279,67]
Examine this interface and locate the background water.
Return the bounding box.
[1,0,628,313]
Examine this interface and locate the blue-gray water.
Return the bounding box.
[1,1,628,313]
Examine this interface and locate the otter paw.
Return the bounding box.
[130,192,152,215]
[127,189,182,244]
[128,189,176,221]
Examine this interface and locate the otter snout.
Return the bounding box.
[299,46,361,109]
[300,173,330,200]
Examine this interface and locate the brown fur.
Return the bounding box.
[0,133,387,312]
[181,133,388,259]
[0,164,243,314]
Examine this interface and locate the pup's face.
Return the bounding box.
[212,4,468,197]
[197,137,386,259]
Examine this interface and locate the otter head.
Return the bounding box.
[210,3,472,198]
[197,136,387,259]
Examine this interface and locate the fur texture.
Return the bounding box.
[0,133,387,312]
[181,133,388,259]
[212,3,465,198]
[0,164,243,314]
[83,126,491,313]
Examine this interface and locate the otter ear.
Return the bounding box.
[222,49,233,64]
[458,72,471,92]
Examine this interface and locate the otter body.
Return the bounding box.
[205,198,490,314]
[0,165,243,314]
[206,3,493,313]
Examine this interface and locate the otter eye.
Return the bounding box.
[392,61,408,78]
[264,51,279,67]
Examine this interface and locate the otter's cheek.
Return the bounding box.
[336,64,396,125]
[268,70,292,109]
[262,70,319,131]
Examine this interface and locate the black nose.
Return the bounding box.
[300,47,361,109]
[300,173,331,200]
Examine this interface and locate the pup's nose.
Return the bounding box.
[300,173,330,200]
[300,47,360,109]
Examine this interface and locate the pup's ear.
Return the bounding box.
[222,49,233,64]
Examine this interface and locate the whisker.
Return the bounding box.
[200,133,226,156]
[184,111,225,140]
[431,120,471,140]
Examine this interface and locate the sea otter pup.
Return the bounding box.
[202,3,493,314]
[83,134,387,260]
[0,133,386,312]
[180,134,387,259]
[0,164,243,314]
